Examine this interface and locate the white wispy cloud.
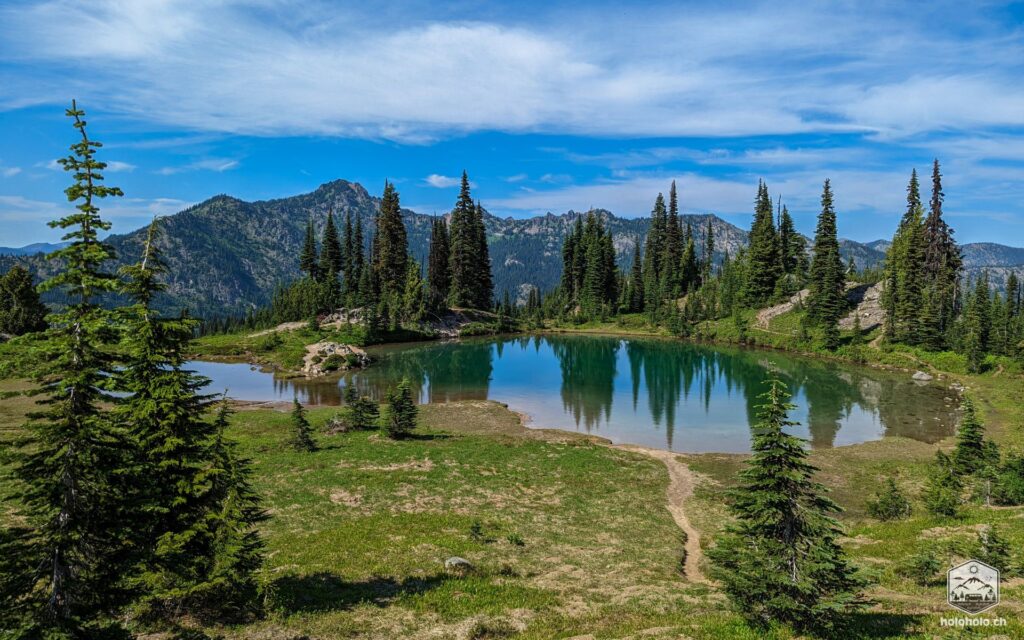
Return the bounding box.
[157,158,240,175]
[2,1,1020,142]
[423,174,462,188]
[1,167,21,177]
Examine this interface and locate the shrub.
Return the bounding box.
[972,525,1014,575]
[923,451,962,517]
[900,548,942,586]
[993,453,1024,505]
[866,477,912,521]
[321,353,343,371]
[380,378,416,439]
[342,385,379,430]
[254,331,283,352]
[288,398,317,452]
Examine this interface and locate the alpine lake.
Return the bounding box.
[186,331,958,452]
[189,334,958,453]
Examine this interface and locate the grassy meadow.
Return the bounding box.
[2,305,1024,638]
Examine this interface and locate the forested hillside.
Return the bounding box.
[1,179,1020,317]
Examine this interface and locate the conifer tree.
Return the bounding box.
[744,181,782,306]
[807,180,846,349]
[680,232,698,294]
[883,171,926,344]
[921,160,962,347]
[642,193,667,312]
[342,211,354,287]
[374,181,409,300]
[449,171,478,308]
[866,477,911,521]
[347,216,365,303]
[300,218,320,280]
[707,379,864,632]
[9,102,132,635]
[0,264,48,335]
[289,398,317,452]
[701,219,715,285]
[427,217,451,309]
[953,397,986,473]
[472,201,494,308]
[924,451,963,516]
[114,220,228,619]
[778,205,806,280]
[357,231,377,308]
[962,285,986,373]
[381,378,417,439]
[204,401,266,615]
[402,258,427,323]
[629,244,645,313]
[319,210,343,277]
[342,385,379,430]
[663,181,683,296]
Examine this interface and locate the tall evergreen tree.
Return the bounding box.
[707,379,865,633]
[642,193,667,312]
[679,231,698,294]
[962,273,992,373]
[807,180,846,349]
[373,181,409,300]
[342,211,355,288]
[0,265,48,335]
[427,217,451,310]
[115,220,251,619]
[300,218,320,280]
[319,211,343,277]
[921,160,962,347]
[744,181,782,305]
[8,102,132,635]
[628,244,645,313]
[561,217,584,303]
[663,181,683,296]
[449,171,477,308]
[472,201,494,309]
[357,230,377,308]
[888,172,926,344]
[701,219,715,285]
[778,205,806,280]
[347,216,365,303]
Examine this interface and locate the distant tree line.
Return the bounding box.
[264,171,494,331]
[540,161,1023,363]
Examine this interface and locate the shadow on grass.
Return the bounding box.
[834,612,922,639]
[268,572,450,614]
[400,432,452,441]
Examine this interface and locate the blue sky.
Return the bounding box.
[1,0,1023,247]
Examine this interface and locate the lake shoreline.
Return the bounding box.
[191,332,959,453]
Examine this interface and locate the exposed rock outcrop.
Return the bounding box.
[302,341,369,377]
[840,282,884,332]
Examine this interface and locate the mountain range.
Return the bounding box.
[2,180,1022,317]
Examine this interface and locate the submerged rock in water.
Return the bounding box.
[302,341,370,377]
